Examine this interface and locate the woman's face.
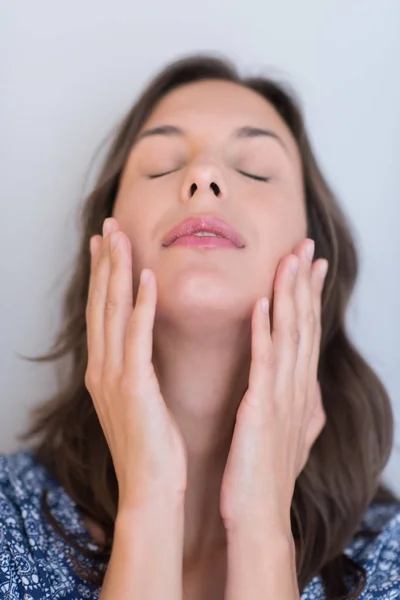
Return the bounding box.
[113,79,307,326]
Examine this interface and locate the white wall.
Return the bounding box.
[1,0,399,493]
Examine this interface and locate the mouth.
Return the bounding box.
[162,214,245,249]
[166,234,240,249]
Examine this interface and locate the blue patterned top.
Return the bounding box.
[0,450,399,599]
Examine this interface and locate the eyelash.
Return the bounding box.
[236,170,270,183]
[148,169,270,182]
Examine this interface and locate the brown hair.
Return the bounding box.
[17,53,398,598]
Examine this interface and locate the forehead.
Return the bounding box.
[139,79,299,155]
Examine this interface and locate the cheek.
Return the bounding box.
[251,193,306,294]
[263,182,307,243]
[110,206,151,277]
[256,199,306,254]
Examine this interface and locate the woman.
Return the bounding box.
[1,54,399,600]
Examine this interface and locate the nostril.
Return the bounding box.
[210,182,220,196]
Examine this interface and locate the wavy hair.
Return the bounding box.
[17,53,398,599]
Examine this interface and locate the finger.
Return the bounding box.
[86,235,103,371]
[88,235,103,297]
[86,217,120,380]
[124,267,157,377]
[271,254,299,401]
[246,296,274,414]
[86,223,114,378]
[307,259,329,396]
[103,229,134,377]
[293,239,316,418]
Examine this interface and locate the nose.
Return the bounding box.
[181,161,227,202]
[189,180,221,198]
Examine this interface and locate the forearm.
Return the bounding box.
[100,502,184,600]
[225,527,300,600]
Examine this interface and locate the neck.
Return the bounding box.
[152,314,251,565]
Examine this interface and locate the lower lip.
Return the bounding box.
[167,235,239,248]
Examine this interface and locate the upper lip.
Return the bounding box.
[162,214,245,248]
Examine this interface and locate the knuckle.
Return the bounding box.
[296,379,308,398]
[236,398,260,426]
[104,297,118,319]
[271,324,279,340]
[305,309,316,328]
[119,374,136,398]
[84,368,98,391]
[290,327,301,347]
[84,370,91,390]
[265,350,276,369]
[256,347,276,369]
[126,311,142,339]
[86,286,101,314]
[102,368,116,390]
[319,407,327,429]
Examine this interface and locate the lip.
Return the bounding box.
[162,215,245,248]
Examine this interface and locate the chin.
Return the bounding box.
[155,279,253,330]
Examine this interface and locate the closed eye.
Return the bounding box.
[148,169,178,179]
[237,170,270,182]
[147,168,271,182]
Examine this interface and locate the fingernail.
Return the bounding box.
[261,297,269,315]
[306,240,315,261]
[140,268,151,285]
[90,237,97,255]
[317,260,329,278]
[291,256,299,275]
[103,219,112,237]
[110,231,118,250]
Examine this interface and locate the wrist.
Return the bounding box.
[118,485,185,516]
[102,498,184,600]
[225,513,293,546]
[226,527,299,600]
[116,499,185,537]
[227,523,295,561]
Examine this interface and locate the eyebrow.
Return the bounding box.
[135,124,290,155]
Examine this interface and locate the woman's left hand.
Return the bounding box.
[220,238,329,538]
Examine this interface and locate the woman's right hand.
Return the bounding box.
[85,217,187,512]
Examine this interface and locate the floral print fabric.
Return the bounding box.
[0,451,399,599]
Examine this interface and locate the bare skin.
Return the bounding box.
[84,78,307,597]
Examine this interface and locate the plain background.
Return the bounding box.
[1,1,399,494]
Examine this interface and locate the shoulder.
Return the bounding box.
[0,449,52,498]
[0,450,52,528]
[301,502,400,600]
[0,450,53,599]
[345,502,400,598]
[0,450,100,599]
[0,449,87,538]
